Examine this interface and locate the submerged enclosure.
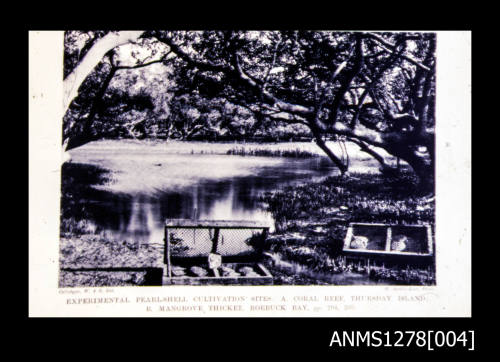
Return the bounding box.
[163,219,273,285]
[343,223,434,267]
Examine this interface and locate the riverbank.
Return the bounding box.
[68,138,394,162]
[59,161,435,286]
[259,169,435,285]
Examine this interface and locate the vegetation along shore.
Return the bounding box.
[60,161,435,287]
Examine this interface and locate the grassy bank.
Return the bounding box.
[226,146,320,158]
[259,169,435,285]
[59,236,164,287]
[59,159,435,286]
[263,170,434,231]
[69,138,380,160]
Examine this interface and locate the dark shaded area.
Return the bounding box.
[60,162,116,224]
[352,225,387,251]
[391,225,428,253]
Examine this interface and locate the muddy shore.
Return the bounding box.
[60,168,435,287]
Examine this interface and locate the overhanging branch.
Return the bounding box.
[115,51,173,71]
[363,32,431,72]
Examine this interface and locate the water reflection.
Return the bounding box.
[65,152,337,244]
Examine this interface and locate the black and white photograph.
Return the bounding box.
[57,30,437,288]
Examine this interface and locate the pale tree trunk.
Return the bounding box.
[348,137,395,172]
[64,66,118,151]
[63,31,145,115]
[62,31,145,160]
[312,133,348,175]
[308,121,348,175]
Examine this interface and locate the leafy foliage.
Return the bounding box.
[63,31,436,189]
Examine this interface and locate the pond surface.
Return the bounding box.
[66,141,351,244]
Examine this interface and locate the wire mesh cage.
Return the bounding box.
[163,219,272,285]
[343,223,434,267]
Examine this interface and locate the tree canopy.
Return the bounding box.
[63,30,436,191]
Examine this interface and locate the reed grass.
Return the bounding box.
[260,170,435,285]
[226,146,319,158]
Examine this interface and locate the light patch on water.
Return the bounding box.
[70,151,288,194]
[65,140,392,244]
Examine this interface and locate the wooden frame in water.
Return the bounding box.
[343,223,434,267]
[163,219,273,285]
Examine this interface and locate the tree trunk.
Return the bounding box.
[348,137,395,172]
[63,31,145,114]
[63,66,117,151]
[389,144,434,193]
[310,124,348,175]
[314,135,348,175]
[408,156,434,194]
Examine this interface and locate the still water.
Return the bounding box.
[67,141,343,244]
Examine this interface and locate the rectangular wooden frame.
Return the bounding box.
[163,219,272,285]
[343,222,433,258]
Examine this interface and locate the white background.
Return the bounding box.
[28,31,471,317]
